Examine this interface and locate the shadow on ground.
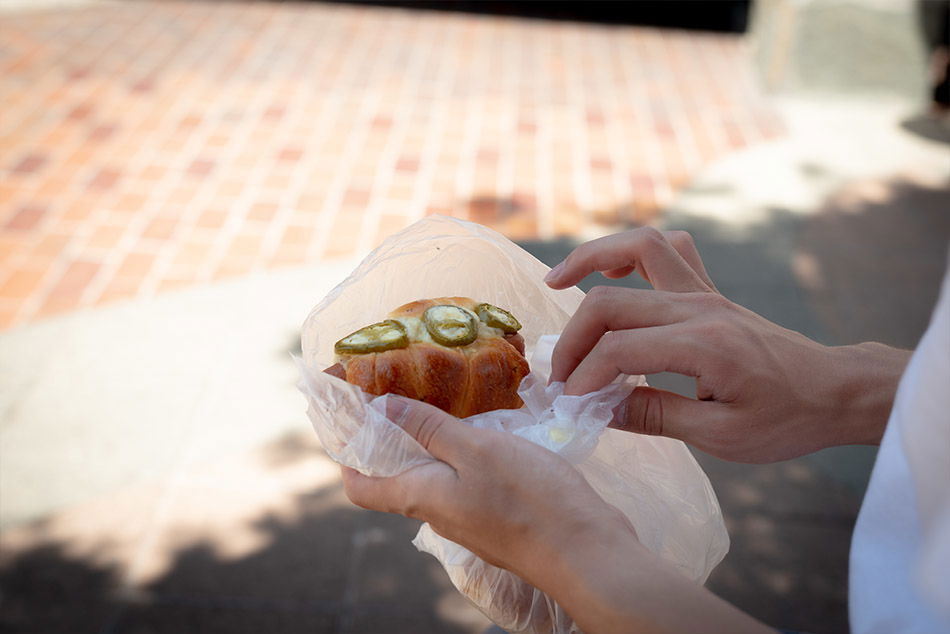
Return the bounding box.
[517,177,950,633]
[0,471,473,634]
[2,179,948,634]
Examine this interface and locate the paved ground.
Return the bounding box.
[0,0,782,330]
[1,2,949,634]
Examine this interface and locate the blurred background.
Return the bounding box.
[0,0,948,633]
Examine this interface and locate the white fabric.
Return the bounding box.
[850,263,950,634]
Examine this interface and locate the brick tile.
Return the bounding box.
[343,189,370,207]
[139,164,167,181]
[226,231,264,258]
[323,212,362,258]
[95,274,143,305]
[9,152,48,174]
[196,208,229,229]
[187,158,216,177]
[212,255,255,280]
[87,124,117,142]
[0,269,48,301]
[87,168,121,191]
[395,156,419,172]
[3,204,48,231]
[142,216,178,241]
[247,202,279,222]
[167,185,199,206]
[373,213,409,246]
[168,241,211,277]
[46,260,100,297]
[86,224,126,250]
[66,103,94,121]
[30,233,72,258]
[60,196,101,224]
[268,245,308,267]
[295,193,325,212]
[35,292,83,318]
[277,147,303,163]
[216,180,245,198]
[116,251,156,278]
[157,277,195,293]
[279,224,314,247]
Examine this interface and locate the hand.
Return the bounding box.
[341,396,637,587]
[546,228,910,463]
[341,396,773,634]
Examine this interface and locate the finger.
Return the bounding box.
[563,325,703,396]
[324,363,346,380]
[663,230,718,292]
[504,332,526,356]
[544,227,711,292]
[601,265,635,279]
[611,386,715,444]
[384,395,479,465]
[550,287,697,383]
[341,463,453,518]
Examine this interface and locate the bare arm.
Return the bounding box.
[342,397,774,634]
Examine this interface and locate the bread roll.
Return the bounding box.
[331,297,529,417]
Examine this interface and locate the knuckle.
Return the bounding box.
[585,284,616,306]
[596,329,626,355]
[688,316,732,351]
[628,389,665,436]
[691,290,730,311]
[634,226,667,254]
[666,230,696,250]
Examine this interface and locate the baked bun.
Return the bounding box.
[328,297,529,417]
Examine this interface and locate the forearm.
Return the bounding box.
[825,342,911,447]
[527,520,772,634]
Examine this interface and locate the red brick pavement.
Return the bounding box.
[0,2,784,330]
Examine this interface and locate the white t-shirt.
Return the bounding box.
[850,263,950,634]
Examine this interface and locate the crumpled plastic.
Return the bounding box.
[298,215,729,634]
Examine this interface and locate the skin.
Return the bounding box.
[545,227,910,462]
[338,227,910,632]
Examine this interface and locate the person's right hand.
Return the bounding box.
[546,228,910,463]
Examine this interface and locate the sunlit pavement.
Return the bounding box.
[2,2,949,633]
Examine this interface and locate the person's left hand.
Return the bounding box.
[340,395,638,590]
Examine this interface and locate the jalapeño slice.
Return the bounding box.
[423,305,478,346]
[334,319,409,355]
[474,303,522,334]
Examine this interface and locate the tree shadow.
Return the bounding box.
[1,471,476,634]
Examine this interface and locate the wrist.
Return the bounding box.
[536,513,771,634]
[542,513,647,633]
[825,342,911,446]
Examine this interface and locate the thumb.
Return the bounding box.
[383,395,474,465]
[611,386,708,442]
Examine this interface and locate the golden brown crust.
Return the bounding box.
[340,298,530,417]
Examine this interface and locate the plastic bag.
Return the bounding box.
[298,216,729,634]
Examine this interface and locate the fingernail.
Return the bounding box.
[544,261,564,283]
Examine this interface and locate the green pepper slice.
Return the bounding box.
[474,303,522,334]
[334,319,409,355]
[423,305,478,347]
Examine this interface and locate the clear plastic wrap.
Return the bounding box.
[298,216,729,633]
